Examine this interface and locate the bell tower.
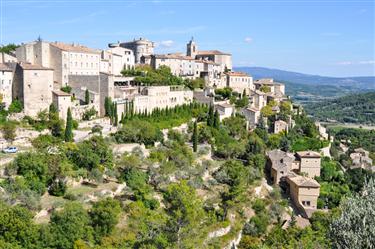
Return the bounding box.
[187,37,198,58]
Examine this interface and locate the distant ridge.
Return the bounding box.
[234,66,375,90]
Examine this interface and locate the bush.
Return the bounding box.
[8,99,23,113]
[252,199,266,214]
[48,179,67,196]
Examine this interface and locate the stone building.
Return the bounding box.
[241,107,261,128]
[13,63,54,116]
[215,102,234,121]
[16,40,102,87]
[267,149,297,184]
[286,172,320,218]
[115,85,193,120]
[350,148,373,171]
[118,38,155,64]
[0,63,13,108]
[224,71,253,94]
[274,119,288,134]
[101,45,135,75]
[52,90,72,120]
[0,52,17,63]
[295,151,321,178]
[195,50,232,72]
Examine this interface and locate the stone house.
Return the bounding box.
[267,149,296,184]
[224,71,253,94]
[215,102,234,121]
[13,62,53,117]
[286,172,320,218]
[295,151,321,178]
[274,119,288,134]
[0,63,13,108]
[52,90,72,120]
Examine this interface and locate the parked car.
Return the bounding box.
[3,146,18,153]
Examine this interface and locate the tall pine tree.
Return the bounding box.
[64,107,73,142]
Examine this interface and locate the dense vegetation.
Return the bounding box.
[305,92,375,124]
[121,64,205,89]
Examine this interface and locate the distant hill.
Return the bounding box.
[234,67,375,90]
[234,67,375,103]
[304,92,375,124]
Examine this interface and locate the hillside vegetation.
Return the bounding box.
[305,92,375,124]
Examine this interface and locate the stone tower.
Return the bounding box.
[186,37,198,58]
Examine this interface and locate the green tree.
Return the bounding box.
[207,105,214,127]
[164,181,205,248]
[330,180,375,248]
[0,203,40,249]
[213,110,220,129]
[192,120,198,152]
[48,202,93,249]
[90,198,122,241]
[64,108,73,142]
[1,122,16,143]
[84,89,90,105]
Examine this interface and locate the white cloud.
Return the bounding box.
[359,60,375,65]
[157,40,174,48]
[337,61,353,65]
[336,60,375,66]
[244,37,253,43]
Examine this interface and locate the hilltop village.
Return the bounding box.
[0,38,373,249]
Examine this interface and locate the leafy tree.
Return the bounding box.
[0,203,40,249]
[90,198,122,241]
[82,107,96,121]
[60,85,72,93]
[260,105,273,117]
[0,43,19,54]
[330,180,375,248]
[163,181,205,248]
[64,107,73,142]
[48,202,93,249]
[259,85,271,93]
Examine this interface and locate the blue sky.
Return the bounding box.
[1,0,374,77]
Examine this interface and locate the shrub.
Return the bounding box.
[8,99,23,113]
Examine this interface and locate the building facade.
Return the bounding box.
[0,63,13,108]
[118,38,155,64]
[13,63,54,116]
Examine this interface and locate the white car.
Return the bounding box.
[3,146,18,153]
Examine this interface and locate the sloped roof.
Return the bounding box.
[50,42,100,54]
[197,50,231,56]
[225,71,250,77]
[267,149,295,170]
[296,151,321,158]
[19,62,53,70]
[287,173,320,188]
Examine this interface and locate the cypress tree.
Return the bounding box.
[192,120,198,152]
[64,107,73,142]
[120,112,124,124]
[85,89,90,105]
[213,110,220,128]
[242,89,247,98]
[207,105,214,127]
[113,104,118,126]
[104,97,110,117]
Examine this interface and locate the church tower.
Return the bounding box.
[186,37,198,58]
